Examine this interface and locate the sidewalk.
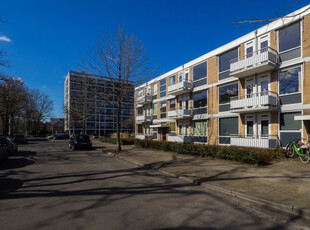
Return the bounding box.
[93,140,310,218]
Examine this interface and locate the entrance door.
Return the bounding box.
[162,127,168,141]
[245,115,255,137]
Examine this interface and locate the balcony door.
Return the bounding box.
[245,78,255,98]
[259,35,269,52]
[245,115,255,137]
[258,114,270,138]
[258,75,270,96]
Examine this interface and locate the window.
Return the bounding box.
[153,128,158,139]
[219,117,238,136]
[219,48,239,73]
[279,66,301,95]
[137,89,143,97]
[280,112,301,130]
[219,83,238,104]
[279,22,301,53]
[193,61,207,81]
[153,83,157,95]
[153,103,157,115]
[169,99,176,111]
[160,101,166,119]
[137,124,143,134]
[137,107,143,116]
[194,121,207,136]
[179,70,189,82]
[193,90,207,108]
[160,79,166,98]
[170,122,176,132]
[169,75,175,86]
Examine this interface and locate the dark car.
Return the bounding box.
[0,142,8,160]
[69,135,92,150]
[54,133,69,140]
[13,134,28,144]
[0,136,18,156]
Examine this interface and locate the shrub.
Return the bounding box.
[98,137,135,145]
[134,140,280,165]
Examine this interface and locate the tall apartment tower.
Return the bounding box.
[64,71,134,136]
[134,5,310,148]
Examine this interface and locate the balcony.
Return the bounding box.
[168,81,192,96]
[230,91,278,113]
[136,115,152,123]
[230,47,279,78]
[168,108,192,119]
[168,135,192,143]
[135,94,152,105]
[231,135,278,148]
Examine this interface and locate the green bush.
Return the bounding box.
[134,139,279,165]
[98,137,135,145]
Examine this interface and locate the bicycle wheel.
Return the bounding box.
[299,149,310,163]
[285,142,295,158]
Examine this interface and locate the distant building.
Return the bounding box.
[50,118,64,134]
[64,71,135,136]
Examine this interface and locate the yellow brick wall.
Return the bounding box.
[239,78,245,96]
[207,56,217,84]
[239,43,244,59]
[208,86,218,115]
[303,15,310,58]
[304,62,310,104]
[208,117,218,145]
[157,102,160,120]
[239,114,245,136]
[303,109,310,141]
[270,30,277,51]
[189,66,193,82]
[271,111,278,137]
[270,71,277,93]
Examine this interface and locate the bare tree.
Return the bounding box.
[0,78,28,136]
[85,27,156,151]
[235,2,310,26]
[26,89,54,135]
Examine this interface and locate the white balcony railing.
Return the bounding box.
[135,94,152,104]
[168,135,192,143]
[230,47,278,77]
[230,91,278,111]
[136,115,152,123]
[168,108,192,119]
[168,81,192,95]
[231,134,278,148]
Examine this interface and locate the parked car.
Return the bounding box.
[0,136,18,156]
[69,134,92,150]
[54,133,69,140]
[13,134,28,144]
[0,142,8,160]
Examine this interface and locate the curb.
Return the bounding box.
[111,151,310,220]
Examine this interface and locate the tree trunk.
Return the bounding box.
[116,100,121,151]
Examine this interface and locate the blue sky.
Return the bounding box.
[0,0,308,118]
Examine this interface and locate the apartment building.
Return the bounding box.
[64,71,134,136]
[134,5,310,148]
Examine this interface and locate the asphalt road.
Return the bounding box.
[0,139,309,230]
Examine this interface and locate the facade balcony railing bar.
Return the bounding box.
[230,91,278,111]
[230,47,279,78]
[167,81,192,96]
[231,134,278,148]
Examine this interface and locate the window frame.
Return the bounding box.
[160,79,166,98]
[192,61,207,83]
[218,82,239,105]
[278,65,302,96]
[218,47,239,74]
[278,21,301,54]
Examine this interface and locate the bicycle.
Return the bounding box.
[285,139,310,163]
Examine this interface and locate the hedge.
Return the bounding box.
[98,137,135,145]
[134,139,281,165]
